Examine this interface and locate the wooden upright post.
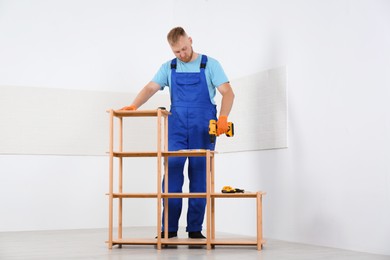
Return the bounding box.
[156,109,162,250]
[118,117,123,245]
[206,150,211,249]
[257,192,263,251]
[108,109,114,249]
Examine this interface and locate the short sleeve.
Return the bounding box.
[151,62,170,89]
[208,59,229,88]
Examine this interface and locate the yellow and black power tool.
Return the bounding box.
[208,119,234,143]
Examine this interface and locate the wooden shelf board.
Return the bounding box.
[112,150,216,158]
[211,238,266,246]
[107,192,266,198]
[211,191,266,198]
[159,238,207,245]
[112,152,157,157]
[108,238,207,245]
[108,193,207,198]
[161,192,207,198]
[107,238,265,246]
[111,193,158,198]
[164,150,216,157]
[109,109,170,118]
[211,239,257,245]
[109,239,157,245]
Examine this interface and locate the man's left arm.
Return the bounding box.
[217,82,235,135]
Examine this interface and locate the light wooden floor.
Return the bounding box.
[0,227,389,260]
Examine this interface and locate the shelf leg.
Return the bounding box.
[108,110,114,249]
[118,117,123,240]
[157,109,163,250]
[206,150,212,250]
[211,153,215,242]
[257,192,263,251]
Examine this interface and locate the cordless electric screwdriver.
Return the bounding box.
[208,119,234,144]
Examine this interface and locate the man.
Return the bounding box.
[121,27,234,239]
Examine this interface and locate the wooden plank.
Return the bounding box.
[112,150,216,157]
[211,155,216,241]
[108,238,208,245]
[160,239,207,245]
[211,192,265,198]
[108,110,114,249]
[110,109,170,118]
[113,152,158,157]
[108,193,208,199]
[157,106,163,250]
[118,117,123,241]
[211,239,257,246]
[257,192,263,251]
[107,238,265,246]
[110,239,157,245]
[112,193,158,198]
[161,193,207,198]
[163,150,216,157]
[206,150,211,250]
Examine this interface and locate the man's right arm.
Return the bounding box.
[121,81,161,110]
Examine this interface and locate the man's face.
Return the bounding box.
[170,35,193,63]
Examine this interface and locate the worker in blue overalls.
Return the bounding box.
[121,27,234,239]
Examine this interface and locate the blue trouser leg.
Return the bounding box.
[186,107,216,232]
[186,157,207,232]
[162,107,187,232]
[162,157,185,232]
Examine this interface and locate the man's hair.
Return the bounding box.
[167,27,187,45]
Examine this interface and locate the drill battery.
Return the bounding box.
[208,119,234,143]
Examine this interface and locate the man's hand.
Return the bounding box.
[120,105,137,111]
[217,115,228,136]
[119,82,160,111]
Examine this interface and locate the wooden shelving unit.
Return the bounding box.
[107,109,265,250]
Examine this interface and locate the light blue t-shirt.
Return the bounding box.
[151,54,229,105]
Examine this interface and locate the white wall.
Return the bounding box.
[0,0,174,91]
[208,0,390,255]
[1,0,389,256]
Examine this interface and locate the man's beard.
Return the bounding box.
[181,47,193,63]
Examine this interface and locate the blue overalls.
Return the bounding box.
[163,55,217,233]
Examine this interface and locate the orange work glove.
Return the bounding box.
[120,105,137,111]
[217,115,228,136]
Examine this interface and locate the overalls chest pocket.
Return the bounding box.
[175,73,201,87]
